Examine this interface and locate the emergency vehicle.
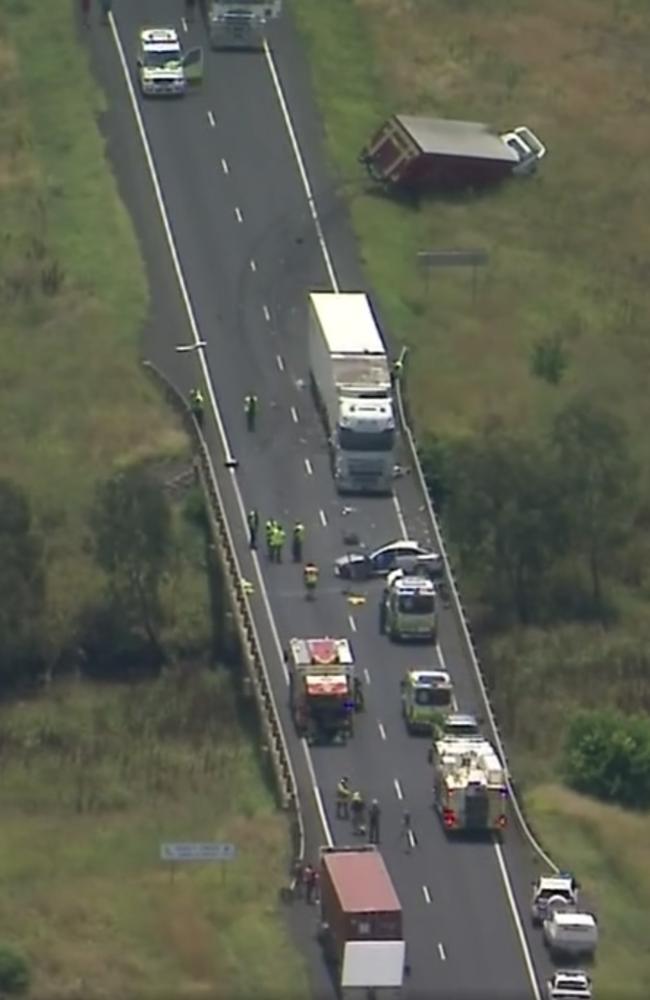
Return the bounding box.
[400,669,453,734]
[136,28,203,97]
[380,570,436,642]
[430,735,508,834]
[288,638,356,745]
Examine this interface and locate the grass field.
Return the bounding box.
[0,676,308,1000]
[528,785,650,999]
[291,0,650,993]
[0,1,186,651]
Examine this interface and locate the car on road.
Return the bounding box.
[545,970,592,999]
[136,27,204,97]
[531,874,579,926]
[543,911,598,961]
[335,539,442,581]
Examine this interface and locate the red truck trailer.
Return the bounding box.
[360,114,546,193]
[319,846,405,995]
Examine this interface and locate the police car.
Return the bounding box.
[136,27,203,97]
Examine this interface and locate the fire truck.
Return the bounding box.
[380,570,436,642]
[287,638,357,745]
[430,735,508,834]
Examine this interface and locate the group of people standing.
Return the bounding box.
[335,778,382,843]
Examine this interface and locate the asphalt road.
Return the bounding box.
[87,3,557,997]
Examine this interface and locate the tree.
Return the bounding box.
[563,709,650,809]
[90,465,172,656]
[444,420,566,623]
[0,479,45,689]
[551,397,637,618]
[0,943,30,994]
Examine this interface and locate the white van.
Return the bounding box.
[543,911,598,960]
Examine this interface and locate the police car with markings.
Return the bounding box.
[136,27,203,97]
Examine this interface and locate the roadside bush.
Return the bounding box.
[563,709,650,809]
[0,943,30,994]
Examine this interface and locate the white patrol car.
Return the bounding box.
[546,970,592,1000]
[136,27,203,97]
[531,873,579,926]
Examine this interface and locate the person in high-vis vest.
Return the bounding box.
[303,562,319,599]
[336,776,351,820]
[244,393,258,432]
[189,387,204,426]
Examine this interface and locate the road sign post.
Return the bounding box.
[160,842,237,884]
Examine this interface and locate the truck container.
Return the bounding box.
[308,292,396,495]
[201,0,282,49]
[319,846,405,994]
[360,114,546,193]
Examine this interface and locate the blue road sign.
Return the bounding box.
[160,842,237,862]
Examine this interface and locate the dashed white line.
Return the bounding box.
[422,885,432,904]
[393,778,404,801]
[378,722,387,741]
[234,206,243,223]
[290,406,299,423]
[348,615,358,633]
[263,304,271,322]
[276,354,285,371]
[408,829,416,849]
[438,942,447,961]
[250,258,257,272]
[221,157,229,174]
[392,495,408,539]
[304,457,313,476]
[363,668,371,684]
[319,508,327,527]
[207,110,216,128]
[181,16,188,31]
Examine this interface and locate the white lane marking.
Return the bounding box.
[348,615,357,633]
[263,28,543,997]
[393,778,404,801]
[408,829,416,849]
[276,354,285,371]
[235,206,243,223]
[436,641,447,672]
[304,457,313,476]
[378,722,387,741]
[250,258,257,272]
[263,41,339,292]
[363,668,371,684]
[319,508,327,527]
[422,885,432,904]
[207,110,216,128]
[393,495,408,539]
[263,304,271,322]
[290,406,299,424]
[438,942,447,961]
[108,11,335,852]
[221,157,229,174]
[494,843,542,999]
[181,16,188,32]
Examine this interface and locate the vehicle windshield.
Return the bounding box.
[415,687,450,708]
[398,593,434,614]
[143,49,182,69]
[338,427,395,452]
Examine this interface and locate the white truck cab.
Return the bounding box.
[500,125,546,176]
[543,911,598,960]
[531,873,579,925]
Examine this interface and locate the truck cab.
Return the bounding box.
[380,570,436,642]
[288,638,356,745]
[500,125,547,176]
[203,0,282,49]
[401,669,453,734]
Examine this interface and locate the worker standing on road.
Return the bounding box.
[336,776,351,819]
[292,521,305,563]
[303,561,319,599]
[189,387,205,426]
[401,809,413,854]
[247,509,259,550]
[350,790,366,836]
[271,523,285,563]
[305,865,319,905]
[368,799,381,844]
[265,519,275,560]
[244,393,258,432]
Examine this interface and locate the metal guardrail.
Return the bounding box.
[143,361,305,869]
[395,377,558,873]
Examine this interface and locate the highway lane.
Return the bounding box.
[105,5,552,997]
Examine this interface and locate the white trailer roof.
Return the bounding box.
[397,115,518,163]
[310,293,387,356]
[342,940,405,989]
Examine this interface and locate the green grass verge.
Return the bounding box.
[0,677,309,1000]
[528,785,650,998]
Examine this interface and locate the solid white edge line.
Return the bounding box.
[494,843,542,1000]
[108,11,335,850]
[262,40,339,293]
[263,28,543,1000]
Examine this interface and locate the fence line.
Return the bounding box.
[143,361,305,869]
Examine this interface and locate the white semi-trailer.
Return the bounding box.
[308,293,396,495]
